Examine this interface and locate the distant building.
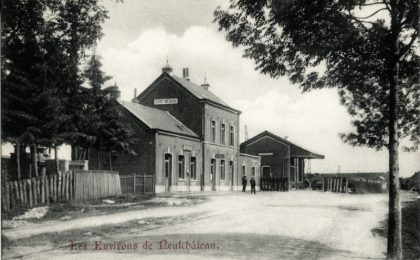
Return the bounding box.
[240,131,324,190]
[90,63,260,193]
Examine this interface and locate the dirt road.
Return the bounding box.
[2,191,390,259]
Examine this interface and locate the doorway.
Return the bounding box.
[262,166,271,178]
[164,154,172,192]
[210,159,216,191]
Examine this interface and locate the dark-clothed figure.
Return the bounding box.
[242,175,247,192]
[250,176,256,194]
[270,177,276,191]
[276,176,280,191]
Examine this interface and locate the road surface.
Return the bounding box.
[2,191,390,259]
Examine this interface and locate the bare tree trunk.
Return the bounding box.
[54,145,59,174]
[387,12,402,259]
[31,145,39,178]
[16,143,21,180]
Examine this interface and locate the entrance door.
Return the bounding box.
[210,159,216,191]
[262,166,271,178]
[164,154,172,192]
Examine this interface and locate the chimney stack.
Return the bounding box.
[201,74,210,90]
[182,68,190,81]
[132,88,139,103]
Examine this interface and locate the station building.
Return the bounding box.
[240,131,324,190]
[90,63,261,193]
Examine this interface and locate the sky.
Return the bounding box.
[2,0,418,177]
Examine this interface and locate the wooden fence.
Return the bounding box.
[1,171,74,212]
[120,174,154,195]
[73,170,121,200]
[1,170,122,212]
[321,177,349,193]
[312,176,385,193]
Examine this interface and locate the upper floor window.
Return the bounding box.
[220,123,226,145]
[190,157,197,180]
[229,125,234,146]
[220,160,226,180]
[178,155,185,179]
[211,120,216,143]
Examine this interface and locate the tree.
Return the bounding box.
[82,55,137,170]
[2,0,109,176]
[214,1,419,259]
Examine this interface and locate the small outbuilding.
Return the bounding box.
[240,131,324,190]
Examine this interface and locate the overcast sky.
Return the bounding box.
[3,0,417,177]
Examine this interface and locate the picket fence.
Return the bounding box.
[1,170,121,212]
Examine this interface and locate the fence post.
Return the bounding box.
[27,179,33,207]
[8,182,15,210]
[22,180,27,205]
[1,183,7,212]
[69,171,73,200]
[32,178,37,205]
[143,174,146,194]
[132,174,135,195]
[53,174,57,202]
[14,181,19,205]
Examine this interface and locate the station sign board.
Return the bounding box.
[154,98,178,105]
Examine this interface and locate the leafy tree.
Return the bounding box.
[82,55,137,170]
[1,0,109,176]
[214,0,419,259]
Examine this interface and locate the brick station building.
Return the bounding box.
[90,63,260,193]
[240,131,324,190]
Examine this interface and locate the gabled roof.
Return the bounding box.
[241,130,324,159]
[137,72,240,114]
[117,100,199,138]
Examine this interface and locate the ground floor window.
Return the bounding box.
[190,157,197,180]
[164,154,172,178]
[252,166,256,177]
[242,165,246,176]
[178,155,185,179]
[210,159,216,180]
[220,160,225,180]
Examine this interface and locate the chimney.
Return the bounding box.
[132,88,139,103]
[182,68,190,81]
[201,74,210,90]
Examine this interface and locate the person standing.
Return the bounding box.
[242,174,247,192]
[250,176,256,194]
